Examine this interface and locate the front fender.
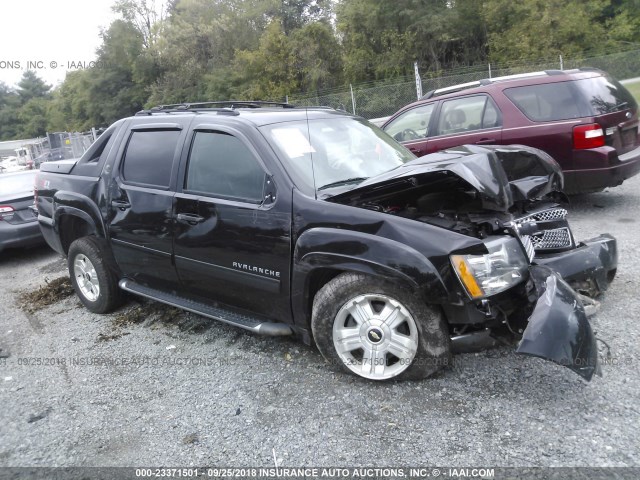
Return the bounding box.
[292,227,450,328]
[516,265,600,381]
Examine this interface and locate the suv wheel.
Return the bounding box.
[68,236,124,313]
[312,273,451,381]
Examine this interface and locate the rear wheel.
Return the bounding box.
[311,273,451,381]
[68,237,124,313]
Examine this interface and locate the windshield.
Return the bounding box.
[262,116,414,193]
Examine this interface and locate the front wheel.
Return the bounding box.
[311,273,451,381]
[68,236,124,314]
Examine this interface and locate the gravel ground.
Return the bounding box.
[1,175,639,470]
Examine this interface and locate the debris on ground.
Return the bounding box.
[27,408,51,424]
[182,433,199,444]
[96,332,130,342]
[17,276,75,313]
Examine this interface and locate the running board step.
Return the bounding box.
[119,279,293,336]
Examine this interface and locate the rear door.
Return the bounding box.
[107,118,191,289]
[173,123,292,322]
[426,94,503,154]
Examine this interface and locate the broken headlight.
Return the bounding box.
[451,237,528,299]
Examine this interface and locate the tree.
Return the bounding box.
[90,19,150,124]
[17,97,49,138]
[0,82,21,140]
[290,21,343,93]
[234,22,298,99]
[16,70,51,103]
[482,0,613,63]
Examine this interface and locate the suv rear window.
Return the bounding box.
[505,76,638,122]
[574,76,637,115]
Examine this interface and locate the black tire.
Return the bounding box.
[67,236,124,314]
[311,272,451,381]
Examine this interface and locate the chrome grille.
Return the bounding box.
[515,207,574,255]
[519,233,536,262]
[520,208,568,223]
[530,227,572,250]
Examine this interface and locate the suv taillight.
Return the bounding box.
[573,124,605,149]
[0,206,15,221]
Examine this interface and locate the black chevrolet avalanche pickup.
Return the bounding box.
[35,102,617,382]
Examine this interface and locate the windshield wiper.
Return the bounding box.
[609,101,629,112]
[317,177,368,191]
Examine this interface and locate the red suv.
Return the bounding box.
[382,68,640,193]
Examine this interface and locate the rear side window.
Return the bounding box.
[185,131,265,203]
[122,130,181,188]
[504,82,584,122]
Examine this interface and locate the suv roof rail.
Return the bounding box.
[578,67,604,73]
[135,100,295,116]
[424,70,563,99]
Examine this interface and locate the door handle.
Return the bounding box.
[409,147,422,155]
[475,138,497,145]
[176,213,205,225]
[111,200,131,210]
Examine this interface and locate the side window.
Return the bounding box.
[504,83,582,121]
[482,98,502,129]
[384,103,435,142]
[436,96,490,136]
[185,131,265,203]
[121,130,181,188]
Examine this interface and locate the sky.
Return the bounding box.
[0,0,118,88]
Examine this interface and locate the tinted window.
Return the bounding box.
[122,130,180,188]
[186,131,265,202]
[437,96,498,135]
[505,82,584,121]
[574,76,637,115]
[384,104,435,141]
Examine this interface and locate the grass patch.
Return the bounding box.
[18,276,75,313]
[624,80,640,104]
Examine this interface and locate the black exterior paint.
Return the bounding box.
[517,266,601,381]
[36,108,618,380]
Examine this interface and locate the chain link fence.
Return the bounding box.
[289,48,640,120]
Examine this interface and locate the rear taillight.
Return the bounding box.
[0,206,15,221]
[573,124,605,149]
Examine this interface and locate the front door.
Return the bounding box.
[173,127,292,322]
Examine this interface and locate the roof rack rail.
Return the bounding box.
[135,100,295,116]
[578,67,603,72]
[423,70,562,100]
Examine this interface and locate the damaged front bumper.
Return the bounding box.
[533,234,617,297]
[515,235,617,380]
[517,265,601,381]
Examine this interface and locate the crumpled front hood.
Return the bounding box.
[328,145,564,211]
